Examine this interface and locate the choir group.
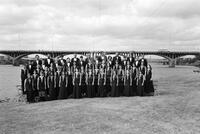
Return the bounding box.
[21,52,154,103]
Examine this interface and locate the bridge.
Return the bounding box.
[0,50,200,67]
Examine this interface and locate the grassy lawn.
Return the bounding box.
[1,89,200,134]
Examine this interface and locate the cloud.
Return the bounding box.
[0,0,200,51]
[136,0,200,18]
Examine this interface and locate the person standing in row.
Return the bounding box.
[111,70,118,97]
[145,64,154,94]
[93,64,99,97]
[54,67,61,98]
[124,69,132,96]
[37,71,46,101]
[32,70,38,100]
[21,65,27,94]
[47,71,57,100]
[85,69,94,98]
[118,65,124,96]
[67,66,73,97]
[73,68,81,98]
[98,68,106,97]
[24,73,34,103]
[80,66,86,97]
[131,63,137,96]
[136,71,145,96]
[105,65,112,96]
[58,71,68,99]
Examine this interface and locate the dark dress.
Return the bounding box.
[21,69,27,94]
[131,68,137,96]
[124,75,131,96]
[48,76,57,100]
[145,70,154,93]
[67,73,73,97]
[32,75,38,98]
[94,73,98,97]
[118,70,124,96]
[98,74,105,97]
[54,72,60,98]
[38,76,46,101]
[44,73,49,95]
[81,73,87,96]
[73,73,81,98]
[111,75,118,97]
[106,69,112,96]
[25,78,34,102]
[58,76,68,99]
[140,66,146,75]
[87,74,94,98]
[137,75,144,96]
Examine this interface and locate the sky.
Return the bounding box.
[0,0,200,51]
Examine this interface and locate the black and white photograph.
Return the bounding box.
[0,0,200,133]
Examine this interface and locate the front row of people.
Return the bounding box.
[23,64,154,103]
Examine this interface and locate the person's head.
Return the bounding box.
[108,56,112,60]
[113,70,117,75]
[47,54,51,59]
[123,60,126,65]
[40,71,44,76]
[36,65,40,69]
[126,69,129,75]
[88,69,92,74]
[80,56,83,60]
[54,71,57,76]
[50,71,54,76]
[45,67,48,72]
[28,60,32,65]
[102,60,105,64]
[106,63,110,68]
[81,66,84,72]
[102,52,106,56]
[139,71,143,77]
[119,65,122,70]
[66,57,70,62]
[35,55,40,60]
[73,62,76,66]
[88,59,91,64]
[141,55,144,59]
[33,70,37,75]
[61,71,65,76]
[27,73,31,78]
[60,56,64,60]
[95,64,98,69]
[42,59,45,64]
[75,67,79,73]
[57,66,61,72]
[147,64,152,71]
[95,60,98,65]
[132,63,136,68]
[100,68,104,73]
[129,52,132,57]
[23,65,27,70]
[115,61,119,65]
[50,63,54,67]
[141,60,144,66]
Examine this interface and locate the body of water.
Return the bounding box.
[0,63,199,99]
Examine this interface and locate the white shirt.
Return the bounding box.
[47,59,50,64]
